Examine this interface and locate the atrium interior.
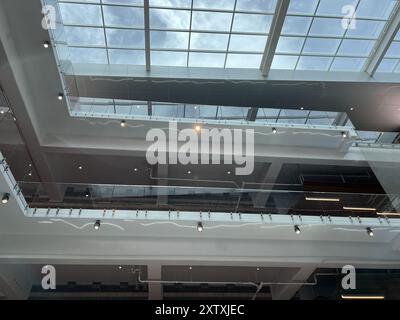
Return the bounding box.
[0,0,400,300]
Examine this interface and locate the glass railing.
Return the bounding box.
[17,181,400,218]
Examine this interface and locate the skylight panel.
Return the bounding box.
[337,39,374,57]
[106,29,145,49]
[272,0,397,72]
[151,51,187,66]
[68,47,108,64]
[355,0,396,19]
[271,55,298,70]
[308,18,346,37]
[376,59,399,73]
[149,8,191,29]
[188,53,226,68]
[282,16,313,36]
[191,11,233,32]
[108,49,145,65]
[103,0,143,5]
[232,13,273,33]
[229,35,268,52]
[297,56,333,71]
[225,54,263,68]
[330,57,366,71]
[64,27,106,46]
[190,33,229,51]
[287,0,319,15]
[276,37,305,54]
[302,38,341,55]
[151,31,189,49]
[193,0,236,11]
[345,20,385,39]
[59,3,103,26]
[149,0,191,9]
[103,6,144,28]
[235,0,277,14]
[316,0,358,17]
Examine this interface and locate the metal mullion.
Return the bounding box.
[294,0,321,70]
[281,34,377,41]
[272,52,369,59]
[144,0,151,71]
[58,0,278,16]
[327,0,361,71]
[58,0,389,22]
[186,0,194,67]
[224,0,238,68]
[99,0,110,64]
[62,23,269,36]
[286,12,388,23]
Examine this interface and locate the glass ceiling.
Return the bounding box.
[54,0,399,72]
[272,0,396,71]
[58,0,277,68]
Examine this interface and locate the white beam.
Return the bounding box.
[364,2,400,76]
[260,0,290,77]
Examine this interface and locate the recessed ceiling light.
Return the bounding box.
[120,120,126,127]
[57,93,64,101]
[366,227,374,237]
[118,266,123,270]
[294,225,301,235]
[305,197,340,202]
[341,294,384,300]
[28,172,32,177]
[1,193,10,204]
[377,212,400,216]
[350,107,354,111]
[134,168,138,172]
[94,220,101,231]
[43,41,50,49]
[187,170,192,174]
[227,171,231,175]
[197,222,203,232]
[256,267,260,271]
[78,165,83,171]
[272,127,277,134]
[343,206,376,212]
[189,266,193,270]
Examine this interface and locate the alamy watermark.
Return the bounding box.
[146,121,254,175]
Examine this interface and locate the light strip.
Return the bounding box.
[305,197,340,202]
[343,207,376,212]
[377,212,400,216]
[341,294,384,300]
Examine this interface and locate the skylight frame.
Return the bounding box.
[272,0,398,72]
[56,0,278,68]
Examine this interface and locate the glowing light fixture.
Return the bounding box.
[1,193,10,204]
[305,197,340,202]
[343,207,376,212]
